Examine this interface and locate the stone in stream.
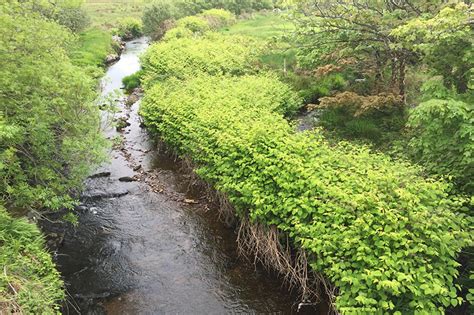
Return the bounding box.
[115,116,131,131]
[118,176,136,182]
[125,91,140,106]
[183,198,199,204]
[89,207,99,215]
[75,205,88,212]
[133,164,142,171]
[89,171,111,179]
[46,232,65,249]
[105,54,120,65]
[81,189,129,200]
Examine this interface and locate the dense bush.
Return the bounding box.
[142,75,301,122]
[176,15,210,33]
[55,6,90,33]
[141,33,261,85]
[199,8,235,28]
[162,26,194,41]
[113,17,143,40]
[0,206,64,313]
[294,73,346,104]
[406,98,473,193]
[21,0,90,33]
[122,70,143,93]
[140,35,472,312]
[142,0,178,40]
[1,2,106,211]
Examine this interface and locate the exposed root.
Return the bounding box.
[236,218,336,309]
[152,138,338,311]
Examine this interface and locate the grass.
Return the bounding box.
[219,13,294,39]
[220,13,297,74]
[69,28,115,77]
[0,207,64,313]
[83,0,146,29]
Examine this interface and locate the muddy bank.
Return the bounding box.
[41,37,314,314]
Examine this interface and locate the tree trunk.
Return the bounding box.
[374,51,383,93]
[398,56,406,103]
[455,65,469,94]
[390,57,397,94]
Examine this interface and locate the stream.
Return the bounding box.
[46,38,306,314]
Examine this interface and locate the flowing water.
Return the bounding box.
[48,38,311,314]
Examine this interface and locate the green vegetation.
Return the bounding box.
[218,13,300,90]
[220,13,294,38]
[163,10,236,41]
[200,8,235,28]
[122,71,143,92]
[83,0,146,29]
[112,17,143,39]
[0,207,64,313]
[69,28,116,77]
[141,33,261,84]
[1,0,472,313]
[142,0,274,40]
[139,9,472,313]
[290,2,473,193]
[1,1,110,311]
[288,2,473,311]
[405,97,473,192]
[1,1,106,212]
[55,4,91,33]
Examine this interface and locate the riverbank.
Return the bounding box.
[138,6,471,311]
[40,37,304,314]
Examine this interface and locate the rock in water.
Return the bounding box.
[118,176,136,182]
[105,54,120,65]
[89,171,111,179]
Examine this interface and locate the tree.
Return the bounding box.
[391,3,473,94]
[0,1,106,211]
[291,0,453,100]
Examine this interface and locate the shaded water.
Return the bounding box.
[50,38,310,314]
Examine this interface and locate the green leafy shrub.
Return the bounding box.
[406,98,473,193]
[163,10,236,40]
[199,8,235,28]
[55,6,90,33]
[142,75,301,121]
[23,0,90,33]
[296,73,346,104]
[310,87,406,144]
[176,15,210,33]
[114,17,143,40]
[140,36,471,312]
[0,206,64,313]
[1,2,106,211]
[142,0,180,40]
[140,33,261,85]
[162,9,235,41]
[122,70,143,93]
[162,26,194,40]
